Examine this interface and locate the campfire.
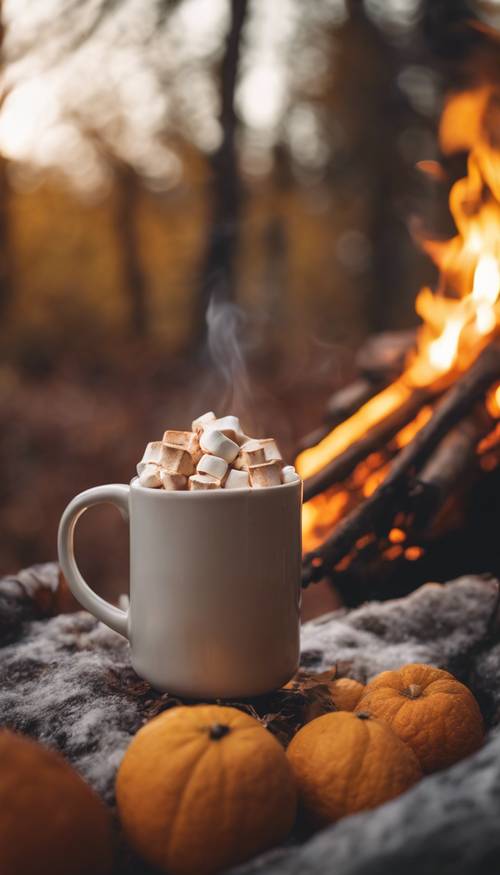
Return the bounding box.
[297,85,500,601]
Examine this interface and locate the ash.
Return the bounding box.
[2,564,500,875]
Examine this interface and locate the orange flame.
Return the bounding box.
[298,85,500,553]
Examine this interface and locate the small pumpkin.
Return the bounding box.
[356,663,484,772]
[0,730,113,875]
[286,711,421,825]
[329,677,365,711]
[116,704,297,875]
[285,671,365,717]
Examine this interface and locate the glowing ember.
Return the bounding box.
[389,528,406,544]
[383,545,404,561]
[394,405,433,448]
[298,85,500,555]
[405,546,424,562]
[363,464,389,497]
[486,383,500,418]
[302,489,349,553]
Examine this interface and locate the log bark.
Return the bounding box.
[355,329,417,379]
[411,404,494,527]
[303,341,500,585]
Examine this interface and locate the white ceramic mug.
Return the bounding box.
[58,477,302,698]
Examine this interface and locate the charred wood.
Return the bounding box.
[355,329,417,380]
[411,405,494,528]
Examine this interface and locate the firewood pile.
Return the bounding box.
[297,332,500,603]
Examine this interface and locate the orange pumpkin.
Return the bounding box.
[329,677,365,711]
[116,705,297,875]
[0,730,113,875]
[287,710,421,825]
[356,663,484,772]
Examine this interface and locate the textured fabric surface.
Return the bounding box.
[1,565,500,874]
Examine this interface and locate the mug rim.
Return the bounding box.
[130,475,302,498]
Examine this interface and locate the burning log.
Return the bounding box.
[355,329,417,380]
[303,387,430,502]
[411,404,494,528]
[298,330,417,453]
[297,380,383,453]
[302,341,500,586]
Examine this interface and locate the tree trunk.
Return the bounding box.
[113,162,148,338]
[191,0,248,349]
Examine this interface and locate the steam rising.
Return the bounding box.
[204,296,254,425]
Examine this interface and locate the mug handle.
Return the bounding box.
[57,484,130,639]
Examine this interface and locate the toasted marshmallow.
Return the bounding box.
[137,441,164,474]
[138,463,162,488]
[261,438,283,463]
[189,473,220,490]
[224,468,250,489]
[281,465,300,483]
[192,411,216,434]
[200,428,239,463]
[248,460,282,488]
[163,429,202,464]
[162,429,195,450]
[161,442,196,476]
[163,429,190,446]
[159,470,187,491]
[234,439,266,469]
[197,453,228,480]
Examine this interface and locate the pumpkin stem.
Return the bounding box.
[403,684,422,700]
[356,712,371,721]
[209,723,231,741]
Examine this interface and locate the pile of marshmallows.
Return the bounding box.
[137,412,300,491]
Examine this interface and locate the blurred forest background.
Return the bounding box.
[0,0,498,601]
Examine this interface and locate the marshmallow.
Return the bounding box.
[163,429,202,464]
[224,468,250,489]
[197,453,228,480]
[200,428,239,463]
[138,463,162,488]
[159,469,187,491]
[189,473,220,491]
[261,438,283,463]
[234,439,266,469]
[208,415,245,444]
[192,411,216,433]
[162,429,195,449]
[137,413,287,492]
[137,441,164,474]
[161,442,196,476]
[281,465,300,484]
[248,460,282,488]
